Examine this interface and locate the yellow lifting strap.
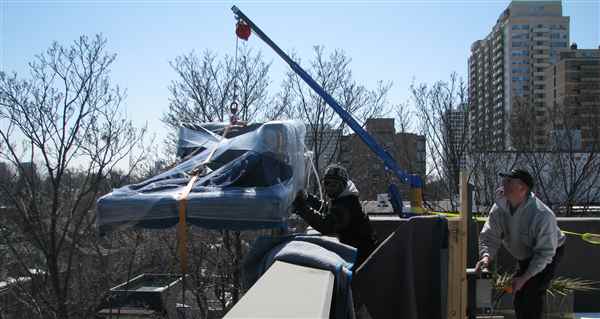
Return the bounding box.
[177,174,199,274]
[175,122,228,274]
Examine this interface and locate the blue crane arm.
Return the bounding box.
[231,6,421,188]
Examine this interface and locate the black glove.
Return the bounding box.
[292,190,307,211]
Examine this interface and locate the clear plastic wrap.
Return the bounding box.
[97,120,307,233]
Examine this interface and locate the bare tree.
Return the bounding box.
[394,101,414,134]
[280,46,390,177]
[468,151,522,210]
[411,72,469,210]
[161,47,276,153]
[0,35,147,319]
[508,96,600,215]
[468,93,600,215]
[410,68,600,216]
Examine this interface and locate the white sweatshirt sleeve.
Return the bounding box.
[479,204,504,259]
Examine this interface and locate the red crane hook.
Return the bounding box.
[236,20,251,41]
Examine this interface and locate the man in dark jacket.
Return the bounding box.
[293,164,378,268]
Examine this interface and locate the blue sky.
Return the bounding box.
[1,0,598,146]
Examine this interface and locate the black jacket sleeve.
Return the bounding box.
[294,194,350,235]
[294,194,332,234]
[305,194,325,211]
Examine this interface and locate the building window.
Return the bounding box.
[551,42,567,48]
[515,88,525,97]
[512,24,529,30]
[511,50,529,57]
[512,41,528,47]
[512,67,529,74]
[512,76,529,82]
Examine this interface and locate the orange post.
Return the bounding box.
[177,175,198,274]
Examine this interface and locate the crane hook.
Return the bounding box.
[236,20,251,40]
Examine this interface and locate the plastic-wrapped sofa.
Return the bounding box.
[97,120,307,233]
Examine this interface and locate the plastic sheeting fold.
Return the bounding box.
[96,120,307,233]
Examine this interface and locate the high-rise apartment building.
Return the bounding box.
[545,46,600,150]
[443,107,468,187]
[469,1,569,150]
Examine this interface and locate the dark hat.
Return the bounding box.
[323,164,349,184]
[499,168,534,189]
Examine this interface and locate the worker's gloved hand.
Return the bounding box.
[475,255,490,272]
[292,190,307,211]
[511,276,528,293]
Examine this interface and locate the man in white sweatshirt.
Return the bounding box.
[476,168,565,319]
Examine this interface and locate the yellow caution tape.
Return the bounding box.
[562,231,600,245]
[429,211,488,222]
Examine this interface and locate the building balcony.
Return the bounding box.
[581,77,600,82]
[532,28,550,33]
[533,45,550,50]
[580,64,600,70]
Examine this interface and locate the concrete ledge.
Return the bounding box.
[224,261,334,319]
